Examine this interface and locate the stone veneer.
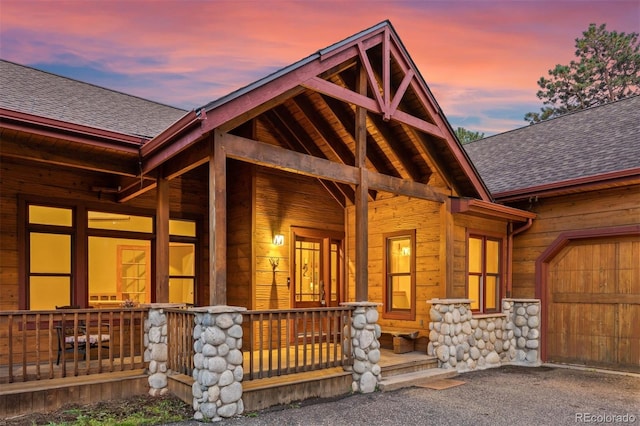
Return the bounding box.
[144,304,186,396]
[190,306,246,422]
[342,302,383,393]
[427,298,540,371]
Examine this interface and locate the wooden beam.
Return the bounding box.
[303,76,445,139]
[356,42,385,113]
[117,178,157,203]
[262,109,350,207]
[218,130,444,203]
[367,167,446,203]
[0,132,139,177]
[163,138,209,181]
[155,173,170,302]
[210,134,227,305]
[355,66,368,302]
[320,91,400,180]
[217,132,360,185]
[290,95,355,166]
[302,76,382,114]
[440,198,454,298]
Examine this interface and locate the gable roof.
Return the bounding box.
[141,20,492,203]
[464,95,640,199]
[0,59,186,139]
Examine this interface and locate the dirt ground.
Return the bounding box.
[0,394,193,426]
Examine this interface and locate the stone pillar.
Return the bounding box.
[342,302,382,393]
[191,306,246,422]
[505,299,541,365]
[427,299,474,370]
[144,303,186,396]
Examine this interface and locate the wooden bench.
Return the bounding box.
[379,329,421,354]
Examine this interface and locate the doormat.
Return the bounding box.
[415,378,465,390]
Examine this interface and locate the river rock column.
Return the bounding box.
[504,299,541,365]
[191,306,246,422]
[342,302,382,393]
[144,304,186,397]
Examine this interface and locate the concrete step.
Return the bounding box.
[381,355,438,379]
[378,368,458,392]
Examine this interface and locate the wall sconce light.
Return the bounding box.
[273,234,284,246]
[401,246,411,256]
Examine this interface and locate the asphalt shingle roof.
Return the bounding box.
[0,60,187,139]
[464,96,640,195]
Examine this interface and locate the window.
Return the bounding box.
[27,205,74,309]
[88,211,154,306]
[24,200,199,309]
[169,219,197,305]
[383,230,416,320]
[468,235,502,313]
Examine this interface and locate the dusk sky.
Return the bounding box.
[1,0,638,135]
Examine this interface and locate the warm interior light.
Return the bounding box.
[401,246,410,256]
[273,234,285,246]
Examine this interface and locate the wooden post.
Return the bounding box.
[155,172,169,302]
[440,198,454,298]
[209,132,227,305]
[355,65,368,302]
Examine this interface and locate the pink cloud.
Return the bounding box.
[1,0,638,132]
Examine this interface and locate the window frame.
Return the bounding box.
[382,229,416,321]
[20,196,200,309]
[466,230,506,314]
[25,205,76,309]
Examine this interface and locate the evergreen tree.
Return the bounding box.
[525,23,640,124]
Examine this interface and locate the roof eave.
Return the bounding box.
[451,197,536,222]
[492,169,640,202]
[0,107,145,153]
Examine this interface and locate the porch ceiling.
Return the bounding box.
[139,21,490,206]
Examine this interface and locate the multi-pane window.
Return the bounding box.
[383,230,416,320]
[468,235,501,313]
[169,219,197,305]
[25,202,198,309]
[27,205,74,309]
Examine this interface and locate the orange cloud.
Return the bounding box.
[1,0,638,132]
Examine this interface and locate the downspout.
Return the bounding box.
[506,218,533,297]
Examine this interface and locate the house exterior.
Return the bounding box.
[1,20,533,327]
[1,19,636,417]
[465,96,640,372]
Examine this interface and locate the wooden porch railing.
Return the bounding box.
[244,306,354,380]
[0,308,147,384]
[165,307,195,376]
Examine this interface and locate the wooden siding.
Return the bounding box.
[346,195,444,333]
[252,166,345,311]
[345,193,511,336]
[510,185,640,298]
[0,157,208,310]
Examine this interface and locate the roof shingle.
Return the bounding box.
[0,60,187,139]
[464,96,640,195]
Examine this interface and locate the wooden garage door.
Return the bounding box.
[547,236,639,372]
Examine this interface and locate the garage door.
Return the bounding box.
[546,236,639,372]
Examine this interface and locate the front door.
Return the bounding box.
[291,228,343,342]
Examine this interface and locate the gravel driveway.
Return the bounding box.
[169,365,639,426]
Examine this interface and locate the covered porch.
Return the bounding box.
[0,304,441,418]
